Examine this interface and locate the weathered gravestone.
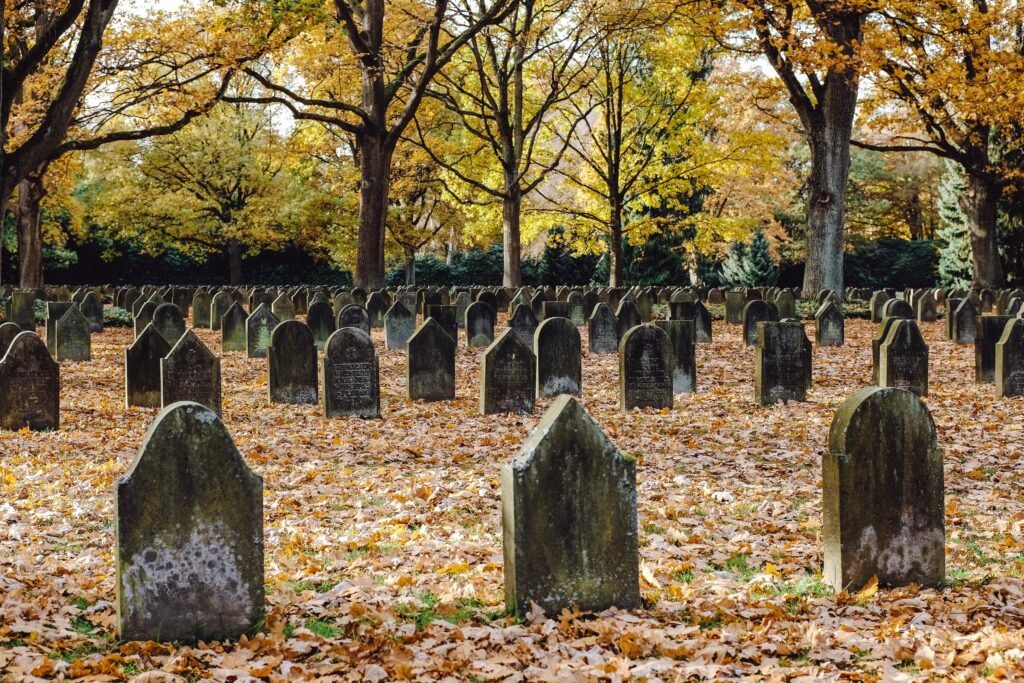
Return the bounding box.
[306,300,336,351]
[724,290,745,324]
[953,298,978,344]
[882,298,913,320]
[45,302,73,355]
[619,324,673,412]
[427,304,458,343]
[55,305,91,362]
[0,332,59,431]
[975,315,1012,383]
[872,316,903,385]
[655,319,696,394]
[823,386,943,590]
[322,328,380,418]
[509,304,539,350]
[221,303,248,352]
[209,292,233,331]
[337,303,370,335]
[567,291,587,326]
[10,291,36,331]
[588,303,619,354]
[453,292,472,328]
[754,320,811,406]
[481,329,536,414]
[501,395,639,615]
[879,319,929,397]
[125,324,172,408]
[1,322,24,356]
[741,300,778,347]
[365,292,389,329]
[535,317,582,398]
[774,290,797,320]
[161,330,222,415]
[465,301,495,348]
[384,301,415,351]
[116,402,263,642]
[246,305,280,359]
[407,318,456,402]
[271,293,296,322]
[134,300,159,340]
[615,300,642,341]
[80,292,104,333]
[152,303,186,345]
[869,291,891,323]
[669,300,712,344]
[192,291,213,328]
[815,300,844,347]
[268,321,317,405]
[996,318,1024,398]
[915,291,938,323]
[944,297,962,340]
[542,301,571,321]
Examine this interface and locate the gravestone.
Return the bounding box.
[530,291,547,320]
[615,299,642,341]
[0,332,59,431]
[427,304,457,343]
[134,300,158,339]
[268,321,317,404]
[588,303,619,354]
[115,402,263,642]
[953,298,978,344]
[879,319,929,397]
[407,318,456,402]
[161,330,222,414]
[567,291,586,326]
[509,304,539,350]
[0,322,22,356]
[724,290,745,324]
[815,300,845,347]
[476,291,498,314]
[351,287,368,306]
[502,395,639,615]
[872,316,903,385]
[55,305,91,362]
[366,292,389,328]
[271,293,296,322]
[619,324,673,412]
[322,328,380,418]
[152,303,186,345]
[125,324,172,408]
[246,305,279,359]
[192,291,213,328]
[210,292,233,331]
[754,320,811,406]
[535,317,582,398]
[655,319,696,394]
[81,292,104,333]
[10,292,36,332]
[945,297,963,340]
[741,300,778,347]
[1008,298,1022,317]
[996,318,1024,398]
[384,301,415,351]
[481,329,536,414]
[465,301,496,348]
[707,288,724,305]
[869,291,891,323]
[45,302,73,354]
[306,300,336,351]
[975,315,1012,383]
[669,300,712,344]
[882,298,913,320]
[774,290,797,320]
[453,291,472,328]
[542,301,571,320]
[338,304,370,335]
[915,291,937,323]
[221,302,248,352]
[823,386,943,590]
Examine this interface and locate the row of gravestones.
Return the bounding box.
[112,380,942,642]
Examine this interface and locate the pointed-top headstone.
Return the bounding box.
[0,332,59,431]
[126,324,172,408]
[481,329,536,414]
[161,330,222,414]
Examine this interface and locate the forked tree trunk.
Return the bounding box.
[962,173,1004,289]
[16,175,45,290]
[356,135,391,290]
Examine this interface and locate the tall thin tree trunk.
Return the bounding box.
[963,173,1004,289]
[0,195,7,288]
[609,196,624,287]
[227,239,243,286]
[16,174,45,290]
[356,134,391,290]
[502,182,522,288]
[405,247,416,286]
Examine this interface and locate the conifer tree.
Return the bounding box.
[937,160,973,288]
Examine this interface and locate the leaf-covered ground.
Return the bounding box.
[2,314,1024,681]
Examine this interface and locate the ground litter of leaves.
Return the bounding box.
[2,313,1024,682]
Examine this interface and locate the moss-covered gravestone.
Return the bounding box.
[209,291,233,331]
[271,293,296,322]
[80,291,104,333]
[724,290,745,324]
[481,329,536,414]
[221,302,248,352]
[619,324,673,412]
[869,292,889,324]
[871,316,902,385]
[246,304,280,359]
[465,301,495,348]
[502,395,639,615]
[741,300,779,347]
[10,291,36,331]
[588,303,618,354]
[366,291,389,329]
[384,301,415,351]
[116,402,263,642]
[306,300,336,351]
[815,300,844,347]
[56,305,91,362]
[268,321,317,405]
[332,291,354,317]
[996,318,1024,398]
[126,324,172,408]
[338,304,370,335]
[407,318,456,402]
[0,332,59,431]
[655,319,696,394]
[509,304,539,351]
[882,298,913,320]
[915,291,937,323]
[774,290,797,319]
[567,291,586,326]
[823,386,943,591]
[0,322,23,356]
[192,291,213,328]
[152,303,186,345]
[879,319,928,397]
[535,317,582,398]
[975,315,1012,384]
[615,299,642,342]
[427,304,458,344]
[322,327,380,418]
[668,300,712,344]
[754,320,811,406]
[161,330,222,415]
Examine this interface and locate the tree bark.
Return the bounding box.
[502,184,522,288]
[0,196,7,287]
[608,196,624,288]
[16,173,45,290]
[227,239,243,286]
[355,133,391,290]
[962,173,1004,289]
[405,247,416,285]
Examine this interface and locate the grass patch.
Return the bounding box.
[306,619,340,638]
[643,523,667,536]
[288,580,338,594]
[72,616,96,635]
[672,570,694,584]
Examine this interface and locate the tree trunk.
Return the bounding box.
[0,195,7,288]
[16,174,45,290]
[502,183,522,288]
[608,196,624,287]
[356,134,391,290]
[227,239,243,286]
[963,173,1004,289]
[405,247,416,286]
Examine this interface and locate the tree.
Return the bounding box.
[227,0,518,289]
[719,239,748,286]
[937,160,973,288]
